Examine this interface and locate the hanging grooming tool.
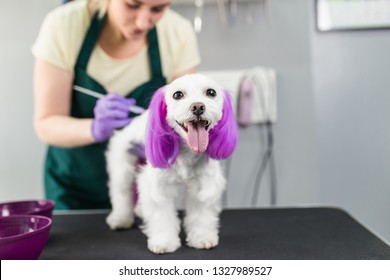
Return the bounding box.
[193,0,204,33]
[245,0,254,25]
[217,0,227,25]
[229,0,238,18]
[263,0,269,20]
[217,0,238,26]
[237,78,254,126]
[73,85,146,115]
[226,0,238,25]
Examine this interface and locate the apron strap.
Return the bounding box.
[75,13,106,70]
[147,28,164,79]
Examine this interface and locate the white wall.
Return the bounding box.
[0,0,59,201]
[308,1,390,243]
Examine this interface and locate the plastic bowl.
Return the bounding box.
[0,200,54,218]
[0,215,52,260]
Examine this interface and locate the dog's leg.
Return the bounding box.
[184,162,226,250]
[137,166,181,254]
[105,128,137,230]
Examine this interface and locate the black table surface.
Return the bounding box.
[40,207,390,260]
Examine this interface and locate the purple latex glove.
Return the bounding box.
[91,93,136,142]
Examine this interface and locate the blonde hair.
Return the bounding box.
[88,0,109,17]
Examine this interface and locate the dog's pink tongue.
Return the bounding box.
[186,121,209,153]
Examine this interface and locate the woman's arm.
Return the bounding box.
[33,58,95,147]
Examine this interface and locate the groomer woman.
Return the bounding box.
[32,0,200,210]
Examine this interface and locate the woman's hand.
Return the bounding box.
[92,93,135,142]
[33,59,134,147]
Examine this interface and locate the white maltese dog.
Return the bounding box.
[105,74,238,254]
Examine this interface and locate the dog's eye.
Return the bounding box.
[173,91,184,100]
[206,88,217,98]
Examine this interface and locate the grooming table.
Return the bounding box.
[40,207,390,260]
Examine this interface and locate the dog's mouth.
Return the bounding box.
[176,119,211,154]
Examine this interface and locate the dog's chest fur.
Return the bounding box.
[159,147,212,184]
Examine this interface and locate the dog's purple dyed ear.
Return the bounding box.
[206,90,239,160]
[145,86,181,169]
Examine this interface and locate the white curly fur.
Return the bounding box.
[105,74,228,254]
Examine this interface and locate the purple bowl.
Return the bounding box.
[0,215,52,260]
[0,200,55,218]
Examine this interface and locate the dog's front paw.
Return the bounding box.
[186,232,219,250]
[106,211,134,230]
[147,236,181,254]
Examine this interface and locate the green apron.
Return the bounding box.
[44,14,166,210]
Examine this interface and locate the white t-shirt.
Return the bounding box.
[31,0,201,95]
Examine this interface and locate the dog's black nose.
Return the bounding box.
[191,102,206,116]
